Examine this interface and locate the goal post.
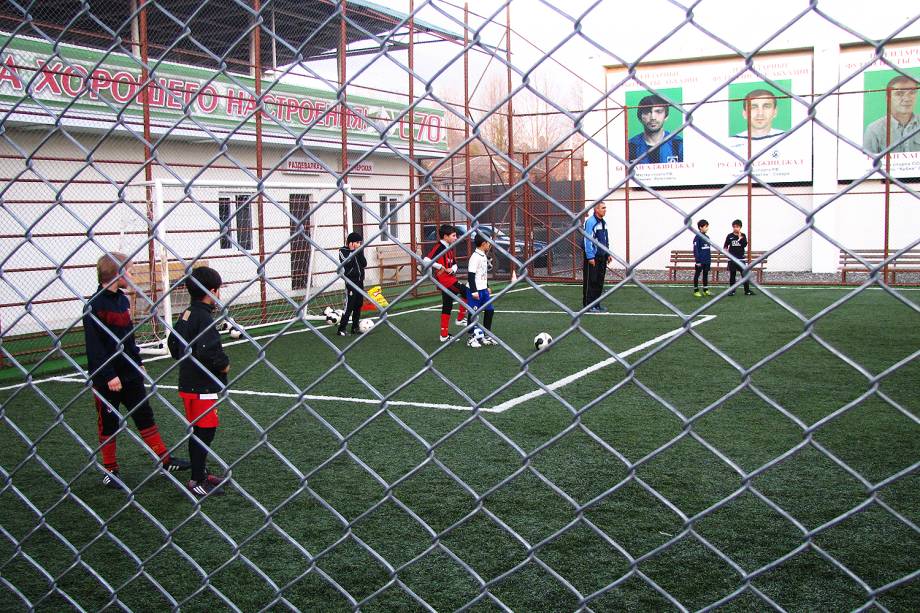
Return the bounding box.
[133,178,352,351]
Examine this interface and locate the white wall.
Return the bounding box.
[0,130,420,336]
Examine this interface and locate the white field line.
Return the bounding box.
[47,377,480,412]
[535,282,920,291]
[0,373,87,392]
[0,302,454,393]
[488,314,717,413]
[495,310,685,317]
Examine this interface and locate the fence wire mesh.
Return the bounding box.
[0,0,918,611]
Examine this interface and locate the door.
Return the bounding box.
[289,193,311,290]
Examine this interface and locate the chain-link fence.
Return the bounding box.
[1,1,918,610]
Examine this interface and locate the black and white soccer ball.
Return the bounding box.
[324,307,341,326]
[533,332,553,351]
[358,318,375,333]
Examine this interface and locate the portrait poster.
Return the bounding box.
[605,51,813,187]
[838,41,920,180]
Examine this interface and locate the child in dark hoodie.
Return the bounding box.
[337,232,367,336]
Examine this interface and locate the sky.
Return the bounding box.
[285,0,919,128]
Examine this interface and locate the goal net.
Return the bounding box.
[127,179,352,351]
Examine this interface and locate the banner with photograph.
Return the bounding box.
[838,41,920,180]
[604,52,813,187]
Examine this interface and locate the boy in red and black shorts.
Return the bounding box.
[84,252,190,490]
[424,224,468,342]
[168,267,230,498]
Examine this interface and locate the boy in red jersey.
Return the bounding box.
[423,224,468,342]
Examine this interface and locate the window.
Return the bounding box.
[379,194,400,241]
[218,193,253,250]
[351,193,364,237]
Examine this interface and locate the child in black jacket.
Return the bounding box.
[168,266,230,498]
[337,232,367,336]
[723,219,755,296]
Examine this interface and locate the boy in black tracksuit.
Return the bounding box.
[723,219,755,296]
[84,252,190,490]
[692,219,711,297]
[337,231,367,336]
[168,266,230,498]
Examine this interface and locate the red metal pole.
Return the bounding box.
[883,88,891,284]
[746,97,752,265]
[339,0,349,246]
[139,2,158,336]
[408,0,416,278]
[464,3,471,238]
[254,0,267,323]
[623,105,630,265]
[505,4,515,268]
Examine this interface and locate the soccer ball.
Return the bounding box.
[358,318,375,333]
[325,308,341,326]
[533,332,553,351]
[229,328,242,339]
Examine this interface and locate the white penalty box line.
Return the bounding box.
[488,312,717,413]
[2,285,715,414]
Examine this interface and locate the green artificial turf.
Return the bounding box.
[0,283,918,611]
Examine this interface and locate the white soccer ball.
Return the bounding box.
[358,318,375,333]
[325,309,341,325]
[229,328,242,339]
[534,332,553,351]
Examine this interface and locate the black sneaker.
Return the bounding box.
[102,470,127,490]
[745,289,755,296]
[163,457,191,473]
[337,330,347,337]
[727,290,736,296]
[187,479,225,498]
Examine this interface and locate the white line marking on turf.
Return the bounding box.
[47,377,481,412]
[495,310,686,317]
[0,302,460,392]
[0,373,86,392]
[488,314,717,413]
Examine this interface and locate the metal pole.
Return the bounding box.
[139,1,158,336]
[746,97,753,265]
[408,0,417,281]
[339,0,349,246]
[253,0,267,323]
[464,3,471,239]
[883,87,892,285]
[623,106,630,265]
[505,3,515,268]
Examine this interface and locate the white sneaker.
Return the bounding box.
[439,334,451,342]
[467,337,482,348]
[482,336,498,346]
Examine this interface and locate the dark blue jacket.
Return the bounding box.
[693,234,711,265]
[83,287,143,387]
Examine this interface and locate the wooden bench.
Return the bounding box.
[129,260,208,316]
[374,244,412,282]
[668,250,768,283]
[839,249,920,284]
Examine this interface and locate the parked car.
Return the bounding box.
[420,223,549,273]
[472,224,549,271]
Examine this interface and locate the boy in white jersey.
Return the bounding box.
[466,234,496,348]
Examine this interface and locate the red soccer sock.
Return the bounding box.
[100,436,118,472]
[440,314,450,337]
[139,425,170,464]
[457,304,467,321]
